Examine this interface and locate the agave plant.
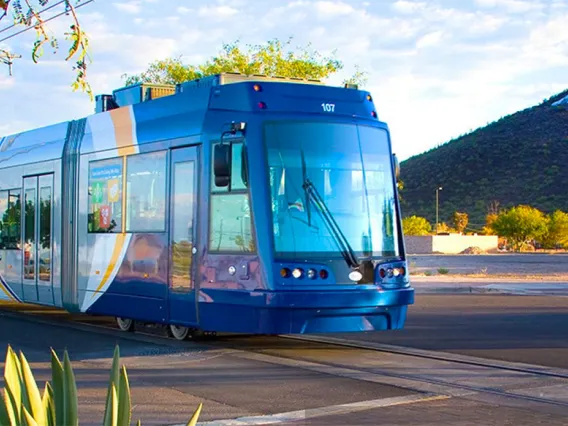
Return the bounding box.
[0,344,202,426]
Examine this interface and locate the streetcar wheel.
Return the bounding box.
[169,325,190,340]
[116,317,134,332]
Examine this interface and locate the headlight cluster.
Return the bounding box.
[281,267,329,280]
[378,266,406,279]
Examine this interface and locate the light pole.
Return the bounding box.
[435,186,442,234]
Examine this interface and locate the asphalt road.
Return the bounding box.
[331,294,568,369]
[0,306,414,426]
[2,294,568,425]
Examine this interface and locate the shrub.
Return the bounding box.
[0,344,202,426]
[402,216,432,236]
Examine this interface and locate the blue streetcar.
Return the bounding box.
[0,73,414,339]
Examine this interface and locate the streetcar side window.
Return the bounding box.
[209,141,255,252]
[0,191,7,249]
[211,141,247,193]
[209,193,254,252]
[88,157,123,233]
[125,150,167,232]
[1,189,21,249]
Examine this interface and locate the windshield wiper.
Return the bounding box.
[301,172,360,269]
[300,149,312,227]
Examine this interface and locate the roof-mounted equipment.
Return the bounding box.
[95,83,176,113]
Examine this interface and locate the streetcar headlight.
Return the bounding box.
[377,262,409,289]
[292,268,304,279]
[307,269,317,279]
[349,271,363,282]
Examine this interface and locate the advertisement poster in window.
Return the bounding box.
[89,159,123,233]
[107,179,120,203]
[99,205,111,228]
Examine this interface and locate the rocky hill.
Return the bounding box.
[399,90,568,231]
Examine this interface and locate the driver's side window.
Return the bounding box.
[209,141,255,253]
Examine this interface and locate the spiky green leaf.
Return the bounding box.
[22,405,38,426]
[4,386,19,426]
[186,403,203,426]
[103,384,118,426]
[103,346,121,425]
[19,350,45,426]
[117,366,131,426]
[4,346,22,424]
[62,351,78,426]
[0,390,16,426]
[42,382,55,426]
[50,348,64,426]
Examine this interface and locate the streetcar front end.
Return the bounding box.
[199,78,414,334]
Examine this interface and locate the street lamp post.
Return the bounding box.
[435,186,442,234]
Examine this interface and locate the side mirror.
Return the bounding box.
[214,144,231,187]
[392,153,400,179]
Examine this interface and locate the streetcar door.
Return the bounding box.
[167,146,199,326]
[22,174,54,305]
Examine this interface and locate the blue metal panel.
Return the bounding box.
[131,86,210,147]
[0,122,68,169]
[208,81,377,119]
[84,290,167,323]
[196,294,411,334]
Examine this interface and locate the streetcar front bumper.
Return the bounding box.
[198,286,415,334]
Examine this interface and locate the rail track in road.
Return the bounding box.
[2,302,568,418]
[282,334,568,380]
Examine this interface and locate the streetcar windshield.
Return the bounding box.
[265,121,400,261]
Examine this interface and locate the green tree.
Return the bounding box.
[539,210,568,249]
[453,211,468,234]
[482,213,498,235]
[436,222,456,234]
[0,0,92,98]
[122,37,367,87]
[402,215,432,236]
[491,205,548,251]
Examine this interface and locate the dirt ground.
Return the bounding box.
[407,253,568,279]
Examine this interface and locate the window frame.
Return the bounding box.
[0,190,8,250]
[0,189,22,250]
[208,138,256,254]
[38,181,53,283]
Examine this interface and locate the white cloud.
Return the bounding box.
[113,1,142,14]
[416,30,444,48]
[197,5,238,18]
[314,1,355,17]
[392,1,427,14]
[0,75,15,90]
[474,0,545,13]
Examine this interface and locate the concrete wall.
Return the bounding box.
[404,235,499,254]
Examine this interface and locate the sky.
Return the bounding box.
[0,0,567,161]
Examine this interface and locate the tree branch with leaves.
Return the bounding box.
[122,37,368,87]
[0,0,92,99]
